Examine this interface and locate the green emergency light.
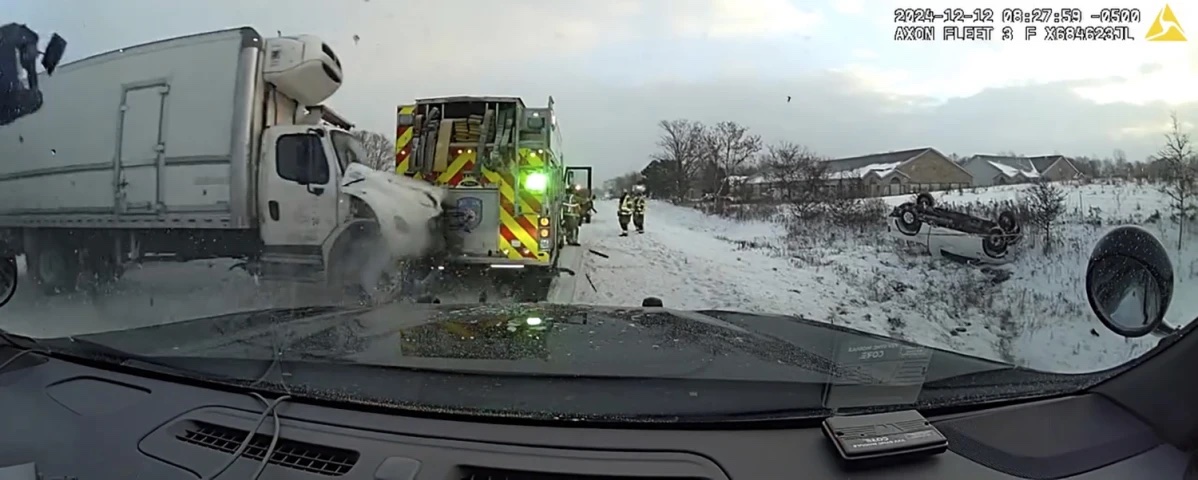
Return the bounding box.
[524,172,548,192]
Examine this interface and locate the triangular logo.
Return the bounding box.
[1146,4,1187,41]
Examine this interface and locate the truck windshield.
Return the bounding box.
[329,130,360,171]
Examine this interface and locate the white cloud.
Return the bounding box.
[851,48,878,59]
[671,0,823,39]
[833,0,864,15]
[14,0,1198,181]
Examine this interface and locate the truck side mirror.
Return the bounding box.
[42,33,66,75]
[1086,225,1174,338]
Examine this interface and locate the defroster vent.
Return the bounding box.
[177,421,359,476]
[460,467,708,480]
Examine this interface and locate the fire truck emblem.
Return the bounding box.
[451,197,483,231]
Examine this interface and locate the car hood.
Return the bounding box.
[74,303,1013,384]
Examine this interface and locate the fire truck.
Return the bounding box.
[394,96,591,295]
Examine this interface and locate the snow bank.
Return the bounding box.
[573,181,1198,373]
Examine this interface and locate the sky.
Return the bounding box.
[8,0,1198,181]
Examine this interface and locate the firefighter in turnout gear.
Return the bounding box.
[562,185,583,246]
[618,184,648,236]
[579,187,597,224]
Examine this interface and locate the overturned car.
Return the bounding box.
[887,193,1022,264]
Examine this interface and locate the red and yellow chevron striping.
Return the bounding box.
[394,105,416,175]
[396,132,555,263]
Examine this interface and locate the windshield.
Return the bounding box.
[3,1,1196,420]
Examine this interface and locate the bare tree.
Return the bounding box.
[1025,179,1066,252]
[649,119,705,202]
[700,121,762,198]
[352,130,395,171]
[761,141,827,218]
[1156,112,1198,251]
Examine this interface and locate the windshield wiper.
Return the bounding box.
[0,327,230,380]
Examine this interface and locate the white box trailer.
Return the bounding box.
[0,28,266,227]
[0,27,447,296]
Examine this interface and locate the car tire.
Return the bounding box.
[27,235,80,295]
[982,226,1009,258]
[894,203,922,236]
[997,210,1017,232]
[997,210,1021,244]
[916,192,935,209]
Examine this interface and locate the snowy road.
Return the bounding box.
[572,200,853,315]
[3,181,1193,374]
[2,257,532,338]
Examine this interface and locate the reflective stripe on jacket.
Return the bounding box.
[618,195,635,215]
[564,194,581,216]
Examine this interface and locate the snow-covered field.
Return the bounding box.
[571,181,1198,373]
[3,180,1194,374]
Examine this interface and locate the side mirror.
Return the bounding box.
[0,256,17,308]
[42,33,66,75]
[1085,225,1174,338]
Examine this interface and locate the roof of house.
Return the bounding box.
[822,148,934,180]
[967,154,1074,178]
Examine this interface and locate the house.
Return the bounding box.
[962,155,1084,187]
[822,147,973,197]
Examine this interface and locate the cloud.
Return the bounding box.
[515,71,1195,180]
[12,0,1198,183]
[670,0,823,39]
[833,0,865,15]
[24,0,645,72]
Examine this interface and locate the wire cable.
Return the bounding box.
[250,392,288,480]
[201,392,291,480]
[0,348,37,372]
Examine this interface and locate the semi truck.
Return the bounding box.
[394,96,592,298]
[0,27,446,298]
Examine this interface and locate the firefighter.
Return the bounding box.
[631,184,647,233]
[618,184,648,236]
[562,185,583,246]
[578,186,597,224]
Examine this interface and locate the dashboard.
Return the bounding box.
[0,348,1190,480]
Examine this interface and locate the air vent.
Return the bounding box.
[176,421,358,476]
[460,467,707,480]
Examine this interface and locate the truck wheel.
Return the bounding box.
[916,193,935,210]
[894,204,922,236]
[87,249,123,285]
[982,227,1009,258]
[0,256,17,307]
[327,221,392,304]
[27,237,79,295]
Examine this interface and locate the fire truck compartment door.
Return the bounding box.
[444,188,501,255]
